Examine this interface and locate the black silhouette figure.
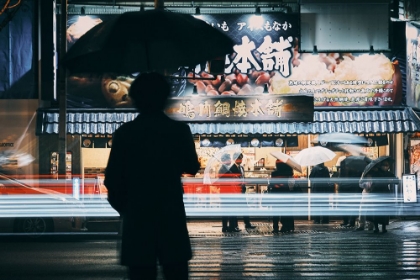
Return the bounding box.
[218,153,239,232]
[269,160,295,233]
[228,153,256,230]
[310,162,333,224]
[105,72,200,280]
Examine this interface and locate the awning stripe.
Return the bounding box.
[36,108,420,135]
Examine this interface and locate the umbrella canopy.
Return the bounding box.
[340,156,372,177]
[203,144,242,185]
[270,151,302,173]
[64,10,234,75]
[360,156,391,180]
[294,146,336,167]
[337,144,365,156]
[314,133,368,144]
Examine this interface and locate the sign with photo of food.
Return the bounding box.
[407,22,420,109]
[66,12,402,111]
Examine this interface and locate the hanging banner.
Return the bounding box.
[66,12,401,111]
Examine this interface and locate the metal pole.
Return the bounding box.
[58,0,68,189]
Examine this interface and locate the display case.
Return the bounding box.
[244,170,272,194]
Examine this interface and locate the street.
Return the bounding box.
[0,219,420,279]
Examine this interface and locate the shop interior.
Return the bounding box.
[80,133,389,181]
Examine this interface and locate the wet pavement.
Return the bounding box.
[183,218,420,279]
[0,218,419,279]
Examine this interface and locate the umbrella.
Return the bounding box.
[313,133,368,144]
[64,10,234,75]
[270,151,302,173]
[339,155,372,177]
[360,156,391,180]
[337,144,365,156]
[203,144,242,185]
[294,146,336,167]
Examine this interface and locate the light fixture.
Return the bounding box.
[313,45,318,55]
[263,84,269,94]
[369,45,374,55]
[275,138,284,147]
[250,7,264,29]
[195,7,200,15]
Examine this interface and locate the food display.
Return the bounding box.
[187,52,401,107]
[187,70,270,96]
[273,52,402,106]
[101,74,134,107]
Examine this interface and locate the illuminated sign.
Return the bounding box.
[66,12,401,110]
[166,95,313,122]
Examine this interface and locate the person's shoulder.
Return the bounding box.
[114,120,136,134]
[271,170,280,176]
[229,164,238,171]
[311,166,321,172]
[382,170,396,178]
[159,115,190,130]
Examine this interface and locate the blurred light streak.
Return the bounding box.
[0,193,412,217]
[0,174,415,218]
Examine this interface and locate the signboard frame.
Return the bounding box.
[402,174,418,203]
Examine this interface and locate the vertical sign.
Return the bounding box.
[402,174,417,203]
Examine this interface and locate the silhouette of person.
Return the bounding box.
[338,156,370,227]
[366,159,396,233]
[218,153,239,232]
[104,72,200,280]
[269,160,295,233]
[229,152,256,230]
[309,162,333,224]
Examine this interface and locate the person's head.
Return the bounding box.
[221,153,231,165]
[379,160,390,172]
[275,160,293,176]
[233,153,243,165]
[129,72,171,113]
[275,160,285,169]
[275,159,284,168]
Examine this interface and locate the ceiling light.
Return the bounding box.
[313,45,318,55]
[369,45,375,55]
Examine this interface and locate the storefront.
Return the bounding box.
[31,2,420,198]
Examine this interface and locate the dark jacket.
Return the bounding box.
[368,169,396,225]
[217,164,239,193]
[104,112,200,266]
[339,156,370,193]
[229,163,246,193]
[309,163,332,193]
[269,162,294,193]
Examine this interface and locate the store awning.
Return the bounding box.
[36,107,420,135]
